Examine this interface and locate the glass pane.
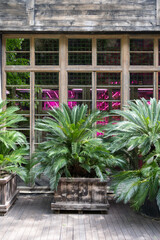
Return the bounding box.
[130,88,153,100]
[130,39,153,51]
[130,39,153,66]
[7,87,30,100]
[35,101,59,113]
[97,53,120,65]
[68,39,92,51]
[68,72,92,109]
[6,39,30,65]
[68,73,91,85]
[130,73,153,85]
[16,117,30,129]
[6,38,30,51]
[35,89,59,113]
[6,52,30,65]
[130,53,153,65]
[97,73,120,86]
[19,129,30,142]
[68,88,92,100]
[7,101,30,112]
[35,39,59,51]
[35,72,59,85]
[97,89,120,100]
[97,39,120,51]
[6,72,30,85]
[68,53,92,65]
[68,39,92,65]
[97,101,121,112]
[35,53,59,65]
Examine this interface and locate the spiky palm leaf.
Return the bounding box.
[34,104,126,190]
[112,160,160,211]
[105,98,160,156]
[0,101,28,178]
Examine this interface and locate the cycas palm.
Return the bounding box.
[112,159,160,212]
[104,98,160,215]
[105,98,160,156]
[34,104,126,190]
[0,101,28,178]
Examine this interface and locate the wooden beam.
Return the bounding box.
[121,35,130,107]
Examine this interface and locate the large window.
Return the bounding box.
[3,35,160,156]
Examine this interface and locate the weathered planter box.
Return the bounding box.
[0,174,18,215]
[51,178,110,212]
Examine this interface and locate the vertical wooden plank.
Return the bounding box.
[59,35,67,105]
[154,72,159,101]
[30,36,35,157]
[92,37,97,111]
[121,35,130,107]
[26,0,35,26]
[2,36,6,101]
[92,72,96,111]
[154,38,159,101]
[0,34,2,101]
[157,0,160,25]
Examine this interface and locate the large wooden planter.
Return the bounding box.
[51,178,110,212]
[0,174,18,215]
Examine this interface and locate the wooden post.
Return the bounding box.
[121,35,130,108]
[92,37,97,111]
[0,34,2,101]
[154,38,159,101]
[30,37,35,157]
[59,35,67,105]
[2,36,6,102]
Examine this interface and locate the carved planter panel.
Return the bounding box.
[51,178,110,212]
[0,174,18,215]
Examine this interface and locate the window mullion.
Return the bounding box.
[30,36,35,157]
[121,35,130,107]
[59,35,67,105]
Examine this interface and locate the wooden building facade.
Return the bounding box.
[1,0,160,156]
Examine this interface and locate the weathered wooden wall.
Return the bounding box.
[0,0,159,32]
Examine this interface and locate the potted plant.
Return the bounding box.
[0,101,28,215]
[34,104,125,212]
[105,98,160,218]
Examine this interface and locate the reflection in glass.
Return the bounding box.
[130,39,153,51]
[97,39,120,51]
[68,73,91,85]
[68,88,92,110]
[68,39,92,65]
[35,39,59,51]
[97,73,120,86]
[97,53,120,65]
[7,87,30,100]
[7,72,30,85]
[130,39,153,66]
[97,89,120,100]
[130,73,153,85]
[35,89,59,113]
[35,72,59,85]
[130,88,153,100]
[68,39,92,51]
[7,101,30,112]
